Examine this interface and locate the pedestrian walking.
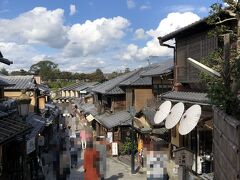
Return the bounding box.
[96,140,107,179]
[84,141,100,180]
[80,129,87,149]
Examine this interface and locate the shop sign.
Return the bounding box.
[26,138,35,154]
[112,142,118,156]
[107,132,113,143]
[38,136,45,146]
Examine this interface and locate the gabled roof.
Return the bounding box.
[159,19,208,42]
[0,118,32,145]
[141,62,173,77]
[92,70,137,94]
[161,91,210,105]
[3,75,36,90]
[0,76,13,87]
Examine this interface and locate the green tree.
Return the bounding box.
[0,67,8,75]
[29,60,59,81]
[90,68,105,82]
[202,0,240,118]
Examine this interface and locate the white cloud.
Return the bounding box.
[0,7,68,48]
[127,0,136,9]
[121,12,200,61]
[69,4,77,16]
[134,28,148,40]
[139,4,151,10]
[0,42,43,70]
[63,16,130,57]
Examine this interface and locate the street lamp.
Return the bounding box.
[17,90,31,120]
[128,106,136,174]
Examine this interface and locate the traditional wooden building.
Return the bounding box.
[158,19,216,177]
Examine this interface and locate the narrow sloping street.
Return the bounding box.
[57,103,146,180]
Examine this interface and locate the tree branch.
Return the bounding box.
[215,17,237,25]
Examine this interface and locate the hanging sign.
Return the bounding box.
[112,142,118,156]
[26,137,35,154]
[107,132,113,143]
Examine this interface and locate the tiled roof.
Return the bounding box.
[95,111,132,129]
[60,82,83,91]
[75,82,99,91]
[92,70,137,94]
[26,114,45,139]
[141,63,173,77]
[0,118,32,144]
[159,18,206,42]
[152,128,169,135]
[0,76,13,87]
[120,70,152,86]
[77,103,98,116]
[3,75,36,90]
[161,91,210,104]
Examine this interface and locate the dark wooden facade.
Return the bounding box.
[175,31,218,84]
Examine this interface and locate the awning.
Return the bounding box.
[0,118,32,145]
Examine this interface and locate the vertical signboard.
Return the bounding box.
[112,142,118,156]
[107,132,113,143]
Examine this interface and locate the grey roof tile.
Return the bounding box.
[92,71,137,94]
[3,75,36,90]
[96,111,132,129]
[0,118,32,144]
[161,91,210,104]
[78,103,98,116]
[0,76,13,87]
[141,63,173,77]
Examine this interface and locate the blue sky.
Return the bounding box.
[0,0,218,73]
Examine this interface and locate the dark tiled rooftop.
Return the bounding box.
[0,118,31,144]
[3,75,36,90]
[161,91,210,104]
[96,111,132,129]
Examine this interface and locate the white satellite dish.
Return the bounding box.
[154,101,172,124]
[178,105,201,135]
[165,102,185,129]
